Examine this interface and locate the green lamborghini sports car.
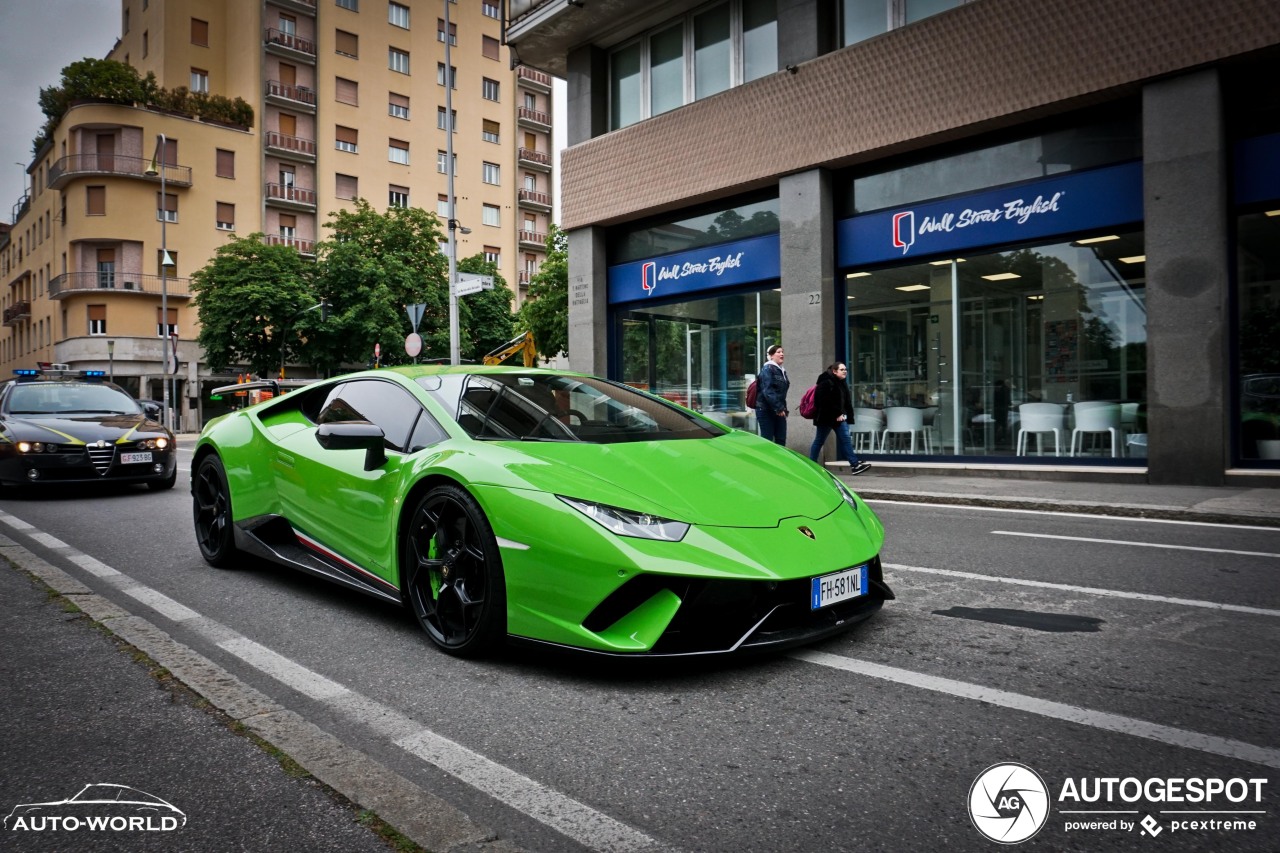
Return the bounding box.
[191,366,893,658]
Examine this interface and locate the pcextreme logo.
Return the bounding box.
[4,783,186,833]
[968,764,1270,844]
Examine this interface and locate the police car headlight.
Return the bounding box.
[18,441,43,453]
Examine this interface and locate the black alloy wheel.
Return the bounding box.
[192,455,237,567]
[402,484,506,657]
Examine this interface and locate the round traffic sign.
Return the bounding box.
[405,333,423,357]
[375,342,381,357]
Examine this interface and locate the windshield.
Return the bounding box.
[421,372,727,443]
[7,382,143,416]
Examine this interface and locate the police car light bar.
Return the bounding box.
[14,369,40,377]
[82,370,106,378]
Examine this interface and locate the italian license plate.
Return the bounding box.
[120,452,153,464]
[811,565,868,610]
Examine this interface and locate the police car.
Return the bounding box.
[0,365,177,491]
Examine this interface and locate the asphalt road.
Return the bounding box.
[1,445,1277,852]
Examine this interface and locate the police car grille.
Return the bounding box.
[86,445,115,474]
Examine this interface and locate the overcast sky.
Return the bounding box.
[1,0,126,222]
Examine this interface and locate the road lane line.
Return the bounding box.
[792,650,1280,770]
[28,531,68,549]
[992,530,1280,558]
[68,552,120,577]
[218,636,351,701]
[123,585,202,622]
[885,563,1280,617]
[0,513,34,529]
[864,500,1280,531]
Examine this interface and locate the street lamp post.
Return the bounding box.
[445,0,460,365]
[145,134,173,429]
[107,340,114,384]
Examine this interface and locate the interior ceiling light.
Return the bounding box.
[1266,210,1280,217]
[1119,255,1146,264]
[895,284,930,291]
[846,271,871,278]
[1027,294,1045,301]
[1074,235,1120,244]
[982,272,1021,281]
[929,258,965,265]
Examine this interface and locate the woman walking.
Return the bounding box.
[808,362,871,475]
[756,344,790,445]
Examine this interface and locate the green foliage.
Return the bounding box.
[189,235,316,376]
[457,256,515,362]
[517,225,569,359]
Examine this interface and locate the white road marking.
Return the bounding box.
[992,529,1280,558]
[29,531,68,549]
[217,637,350,701]
[793,650,1280,769]
[885,563,1280,617]
[0,512,34,529]
[123,585,202,622]
[864,500,1280,531]
[68,552,120,577]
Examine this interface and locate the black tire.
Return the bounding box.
[148,468,177,491]
[401,484,506,658]
[192,455,237,567]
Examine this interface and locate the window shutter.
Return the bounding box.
[335,77,358,104]
[87,186,106,215]
[335,29,358,57]
[335,126,358,145]
[191,18,208,45]
[216,148,234,178]
[336,173,358,199]
[216,202,234,223]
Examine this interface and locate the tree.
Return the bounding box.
[457,255,515,361]
[189,234,315,376]
[517,225,569,359]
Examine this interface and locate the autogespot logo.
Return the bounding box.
[969,763,1050,844]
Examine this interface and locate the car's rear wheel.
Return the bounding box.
[192,455,237,567]
[401,484,506,657]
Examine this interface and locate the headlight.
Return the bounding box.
[558,496,690,542]
[829,472,860,511]
[137,437,169,450]
[16,441,55,453]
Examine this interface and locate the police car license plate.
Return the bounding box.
[811,565,868,610]
[120,452,152,464]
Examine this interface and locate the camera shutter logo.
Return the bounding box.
[968,762,1050,844]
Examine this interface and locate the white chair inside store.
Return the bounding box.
[851,407,885,451]
[704,411,732,426]
[1070,401,1123,457]
[1015,402,1066,456]
[880,406,932,454]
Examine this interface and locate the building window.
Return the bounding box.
[482,161,500,185]
[482,34,500,60]
[191,18,209,46]
[436,107,456,131]
[388,92,409,119]
[482,204,500,227]
[336,173,358,200]
[437,63,456,88]
[482,1,499,19]
[438,18,457,46]
[389,2,409,28]
[336,76,358,104]
[389,185,409,208]
[437,194,449,216]
[279,214,296,240]
[335,29,358,57]
[157,192,178,222]
[335,125,358,152]
[389,47,409,73]
[124,8,129,33]
[482,120,500,144]
[215,149,234,178]
[484,246,500,265]
[157,306,178,338]
[389,139,409,164]
[216,202,235,230]
[190,68,209,93]
[86,186,106,216]
[157,251,178,277]
[89,305,107,336]
[437,151,454,174]
[482,78,500,102]
[336,0,357,9]
[743,0,778,82]
[143,31,148,57]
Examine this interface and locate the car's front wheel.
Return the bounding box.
[192,454,237,567]
[401,484,506,657]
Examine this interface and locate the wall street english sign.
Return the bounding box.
[838,161,1143,268]
[607,233,780,305]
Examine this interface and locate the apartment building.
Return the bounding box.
[0,0,555,428]
[506,0,1280,486]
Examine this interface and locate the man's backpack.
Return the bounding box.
[798,385,818,419]
[745,378,759,409]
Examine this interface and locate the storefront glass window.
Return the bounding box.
[844,231,1146,460]
[611,196,778,264]
[1237,210,1280,462]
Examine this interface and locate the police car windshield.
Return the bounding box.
[8,383,141,416]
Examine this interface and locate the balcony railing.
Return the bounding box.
[516,65,553,90]
[518,188,551,208]
[48,271,192,300]
[265,131,317,159]
[265,183,317,207]
[518,147,551,167]
[3,300,31,326]
[519,229,547,247]
[266,80,317,107]
[265,27,316,58]
[263,233,315,255]
[517,106,551,127]
[47,154,192,191]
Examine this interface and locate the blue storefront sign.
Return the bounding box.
[1234,132,1280,205]
[837,161,1144,268]
[607,233,780,305]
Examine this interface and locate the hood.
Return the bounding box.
[4,414,164,444]
[472,430,843,527]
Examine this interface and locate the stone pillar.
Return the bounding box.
[566,226,609,376]
[1143,69,1229,485]
[565,45,608,146]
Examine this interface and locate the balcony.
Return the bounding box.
[517,105,551,131]
[263,233,315,256]
[517,270,534,287]
[265,131,317,163]
[11,192,30,225]
[516,65,553,93]
[270,0,316,13]
[518,147,552,172]
[265,183,317,211]
[47,154,192,191]
[3,300,31,327]
[517,188,552,211]
[519,229,547,249]
[266,80,317,112]
[48,272,193,300]
[265,28,316,63]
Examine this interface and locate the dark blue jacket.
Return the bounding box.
[757,362,790,414]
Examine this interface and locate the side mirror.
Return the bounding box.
[142,402,162,421]
[315,421,387,471]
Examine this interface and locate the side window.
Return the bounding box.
[313,379,423,451]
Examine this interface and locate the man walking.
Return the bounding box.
[756,344,789,445]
